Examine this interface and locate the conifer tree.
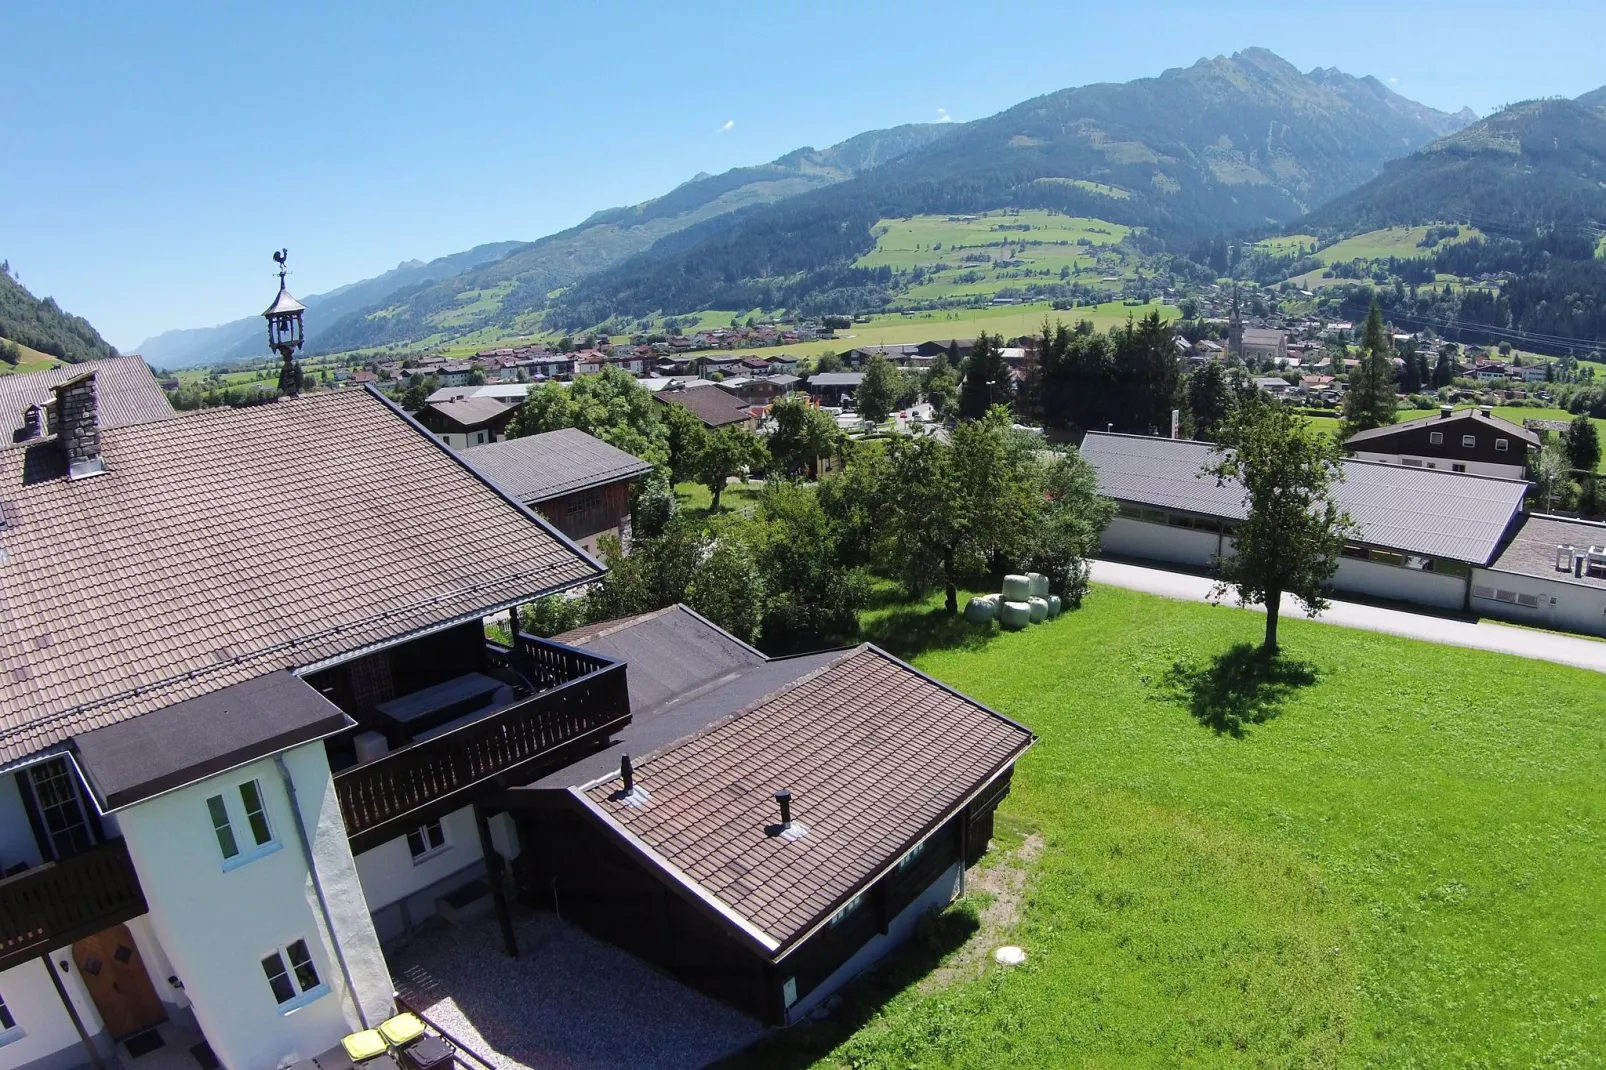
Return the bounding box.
[1340,299,1397,441]
[959,333,1012,420]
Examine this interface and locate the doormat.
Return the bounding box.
[190,1041,220,1070]
[123,1030,165,1058]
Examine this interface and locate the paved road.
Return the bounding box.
[1090,559,1606,674]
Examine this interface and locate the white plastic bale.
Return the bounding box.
[1027,596,1049,623]
[1002,574,1032,601]
[1046,594,1062,618]
[1028,572,1049,599]
[964,596,998,624]
[999,600,1032,630]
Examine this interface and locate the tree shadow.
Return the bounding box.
[1158,643,1318,737]
[709,903,981,1070]
[860,604,999,660]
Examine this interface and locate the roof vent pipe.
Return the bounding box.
[1440,405,1454,419]
[774,788,792,829]
[1479,404,1492,417]
[621,754,634,795]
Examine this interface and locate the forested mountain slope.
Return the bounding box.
[0,262,117,364]
[544,49,1469,329]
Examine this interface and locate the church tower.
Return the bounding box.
[1227,283,1244,359]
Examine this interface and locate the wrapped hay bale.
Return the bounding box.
[999,600,1032,630]
[1002,574,1032,602]
[1046,594,1062,618]
[1028,572,1049,599]
[964,596,998,624]
[1027,596,1049,623]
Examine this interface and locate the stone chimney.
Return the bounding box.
[52,372,105,480]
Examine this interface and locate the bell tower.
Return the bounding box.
[263,249,307,396]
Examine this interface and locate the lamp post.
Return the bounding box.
[263,249,306,397]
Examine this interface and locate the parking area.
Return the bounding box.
[388,909,763,1070]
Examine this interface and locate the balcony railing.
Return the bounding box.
[336,636,629,853]
[0,837,147,973]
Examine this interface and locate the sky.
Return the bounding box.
[3,0,1603,350]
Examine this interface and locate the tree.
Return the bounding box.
[660,401,710,484]
[0,339,20,366]
[507,366,667,465]
[923,354,960,418]
[814,351,844,373]
[748,480,870,649]
[1186,361,1233,441]
[697,425,767,511]
[1207,393,1356,653]
[1021,450,1116,606]
[1340,299,1397,441]
[858,354,899,423]
[959,332,1012,420]
[587,515,765,642]
[1432,346,1455,388]
[1564,415,1601,472]
[767,396,839,477]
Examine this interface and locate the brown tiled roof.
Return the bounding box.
[654,387,752,428]
[0,357,174,440]
[579,645,1032,953]
[461,428,652,505]
[0,388,601,763]
[424,396,515,429]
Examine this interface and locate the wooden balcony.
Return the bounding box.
[0,837,147,973]
[336,635,630,853]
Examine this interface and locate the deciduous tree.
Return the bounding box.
[508,366,667,465]
[858,354,898,423]
[766,396,839,477]
[1565,414,1601,472]
[1207,392,1356,653]
[698,425,767,511]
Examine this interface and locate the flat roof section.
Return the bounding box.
[1485,514,1606,591]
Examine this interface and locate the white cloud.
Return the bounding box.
[935,107,953,123]
[720,119,735,132]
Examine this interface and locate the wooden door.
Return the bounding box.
[72,924,166,1040]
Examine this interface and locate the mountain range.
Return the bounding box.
[116,49,1495,362]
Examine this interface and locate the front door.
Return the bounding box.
[72,924,166,1040]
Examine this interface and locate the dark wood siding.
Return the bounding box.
[536,480,633,542]
[1358,418,1531,469]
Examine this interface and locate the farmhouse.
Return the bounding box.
[1081,431,1529,612]
[1344,405,1538,479]
[654,383,756,429]
[417,395,517,448]
[509,607,1034,1025]
[461,427,653,557]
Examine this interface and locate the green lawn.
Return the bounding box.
[724,585,1606,1067]
[855,211,1129,271]
[673,479,765,521]
[0,341,64,375]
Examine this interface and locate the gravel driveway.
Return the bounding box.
[390,910,763,1070]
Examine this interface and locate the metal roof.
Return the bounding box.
[807,372,865,386]
[461,427,652,505]
[0,357,175,439]
[1485,514,1606,590]
[1080,432,1529,565]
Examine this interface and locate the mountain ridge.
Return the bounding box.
[0,263,118,365]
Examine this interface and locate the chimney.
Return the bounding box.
[53,373,104,480]
[774,788,792,830]
[1439,405,1453,419]
[620,754,634,795]
[21,403,45,440]
[1479,404,1492,417]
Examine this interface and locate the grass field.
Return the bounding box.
[723,584,1606,1067]
[1282,225,1485,290]
[0,342,64,376]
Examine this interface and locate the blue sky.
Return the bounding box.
[2,0,1602,350]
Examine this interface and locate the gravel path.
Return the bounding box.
[390,910,763,1070]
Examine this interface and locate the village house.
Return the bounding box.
[1344,405,1538,479]
[805,372,865,407]
[654,383,756,429]
[435,362,478,388]
[461,428,653,558]
[717,376,796,406]
[417,395,518,448]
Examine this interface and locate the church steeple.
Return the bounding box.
[1227,282,1244,359]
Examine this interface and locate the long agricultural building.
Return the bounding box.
[1080,432,1532,613]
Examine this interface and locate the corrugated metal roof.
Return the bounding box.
[1081,432,1528,565]
[0,357,175,438]
[461,427,652,504]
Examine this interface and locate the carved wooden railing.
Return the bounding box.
[336,638,628,853]
[0,837,147,972]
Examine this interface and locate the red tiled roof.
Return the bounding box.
[0,389,600,762]
[580,645,1033,953]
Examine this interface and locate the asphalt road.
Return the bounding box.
[1090,559,1606,674]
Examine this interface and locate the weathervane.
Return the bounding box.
[263,248,306,396]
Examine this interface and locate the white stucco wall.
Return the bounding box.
[116,742,392,1070]
[1351,451,1526,480]
[1332,557,1467,610]
[0,956,107,1070]
[353,805,483,913]
[0,776,43,872]
[1470,568,1606,637]
[1100,517,1224,569]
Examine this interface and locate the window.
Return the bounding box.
[0,990,21,1046]
[1462,435,1476,448]
[1495,439,1509,452]
[261,939,327,1012]
[473,431,486,445]
[897,839,929,873]
[406,821,448,862]
[1452,463,1467,473]
[28,758,94,861]
[1429,431,1444,445]
[565,489,603,518]
[829,891,866,928]
[207,779,278,869]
